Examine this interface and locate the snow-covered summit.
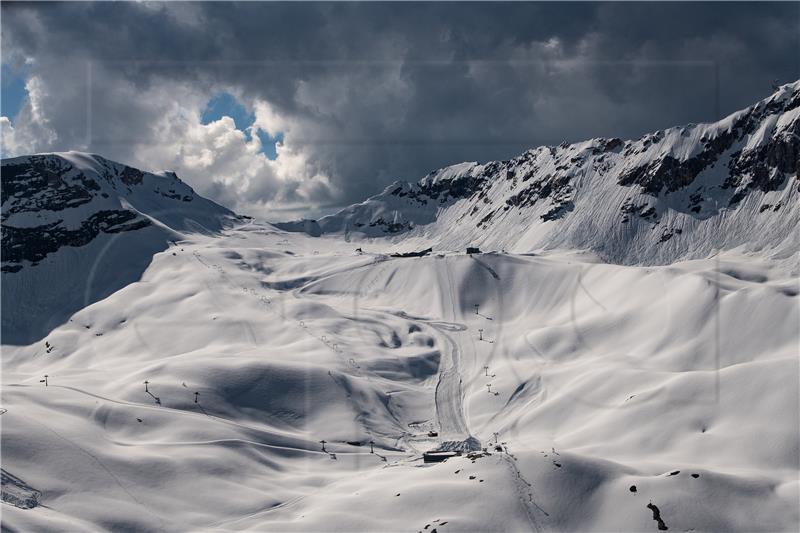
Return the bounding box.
[1,152,240,343]
[2,151,236,271]
[279,81,800,265]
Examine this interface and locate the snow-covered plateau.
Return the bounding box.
[1,83,799,532]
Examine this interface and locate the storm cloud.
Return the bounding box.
[2,2,798,218]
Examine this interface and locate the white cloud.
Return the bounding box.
[3,2,795,219]
[4,67,337,217]
[252,101,288,139]
[121,90,335,217]
[0,75,59,157]
[0,117,22,157]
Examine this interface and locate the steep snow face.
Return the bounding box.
[280,82,800,266]
[1,152,239,344]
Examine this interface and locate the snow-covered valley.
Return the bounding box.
[2,220,799,531]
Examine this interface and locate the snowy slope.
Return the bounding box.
[1,152,240,344]
[2,226,798,532]
[2,87,799,532]
[278,81,800,266]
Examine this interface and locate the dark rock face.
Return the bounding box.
[725,115,800,204]
[620,198,659,224]
[688,192,704,213]
[619,153,713,195]
[1,156,159,273]
[0,155,204,274]
[392,171,487,205]
[120,165,144,185]
[596,137,623,154]
[157,189,193,202]
[541,200,574,221]
[617,120,750,196]
[368,217,411,233]
[619,86,800,199]
[1,156,94,216]
[658,227,682,243]
[506,173,573,210]
[2,153,237,345]
[2,210,150,270]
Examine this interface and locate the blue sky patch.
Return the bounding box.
[1,64,29,122]
[202,92,254,132]
[201,92,282,160]
[255,129,284,160]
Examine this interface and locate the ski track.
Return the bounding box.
[212,245,540,530]
[428,256,472,443]
[198,244,479,454]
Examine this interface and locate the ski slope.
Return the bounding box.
[2,220,798,532]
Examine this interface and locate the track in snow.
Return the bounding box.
[432,325,470,440]
[431,257,478,448]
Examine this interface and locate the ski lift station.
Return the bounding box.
[423,451,459,463]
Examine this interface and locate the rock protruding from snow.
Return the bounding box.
[280,81,800,266]
[1,152,240,344]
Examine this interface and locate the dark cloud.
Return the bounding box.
[2,2,798,216]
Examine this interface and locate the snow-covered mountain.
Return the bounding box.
[1,152,239,344]
[278,81,800,266]
[1,90,798,533]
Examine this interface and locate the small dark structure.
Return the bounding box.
[466,247,481,254]
[423,451,459,463]
[427,430,439,437]
[1,470,41,509]
[391,247,432,258]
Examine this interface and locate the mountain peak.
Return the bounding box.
[1,153,240,344]
[277,79,800,266]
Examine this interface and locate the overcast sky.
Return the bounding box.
[2,2,798,219]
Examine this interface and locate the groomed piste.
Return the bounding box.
[3,219,798,531]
